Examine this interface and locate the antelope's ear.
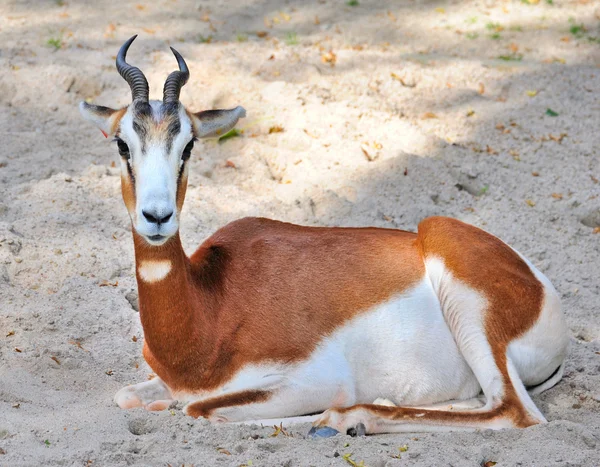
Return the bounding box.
[79,101,124,138]
[190,106,246,138]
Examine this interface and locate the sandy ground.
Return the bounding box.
[1,0,600,465]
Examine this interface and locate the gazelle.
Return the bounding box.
[80,36,568,436]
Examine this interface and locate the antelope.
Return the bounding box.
[79,36,569,437]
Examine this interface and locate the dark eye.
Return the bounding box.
[116,138,130,159]
[182,139,194,161]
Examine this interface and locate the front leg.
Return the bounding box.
[183,382,353,425]
[114,377,174,411]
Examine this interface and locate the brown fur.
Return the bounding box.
[110,108,127,134]
[417,217,543,427]
[185,390,272,419]
[134,218,424,393]
[314,217,545,431]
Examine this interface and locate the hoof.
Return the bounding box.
[307,426,340,438]
[347,422,366,437]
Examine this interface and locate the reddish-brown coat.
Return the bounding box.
[417,217,543,426]
[135,218,425,393]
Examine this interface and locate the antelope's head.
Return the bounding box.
[80,35,245,246]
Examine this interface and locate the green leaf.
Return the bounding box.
[44,439,51,447]
[285,32,298,45]
[218,128,241,143]
[545,108,559,117]
[498,54,523,61]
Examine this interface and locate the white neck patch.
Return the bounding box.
[138,260,172,283]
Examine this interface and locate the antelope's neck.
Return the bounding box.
[132,231,206,366]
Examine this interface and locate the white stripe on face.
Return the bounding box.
[117,101,194,244]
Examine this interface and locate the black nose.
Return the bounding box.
[142,210,173,225]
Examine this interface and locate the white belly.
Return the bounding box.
[177,279,482,420]
[311,278,481,406]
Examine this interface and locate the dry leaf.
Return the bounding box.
[526,90,538,97]
[104,23,116,39]
[314,15,320,25]
[387,11,396,22]
[361,143,375,161]
[421,112,438,119]
[591,175,599,184]
[256,31,268,38]
[551,193,563,199]
[495,123,505,131]
[478,83,485,95]
[99,280,118,287]
[391,72,414,87]
[525,199,536,207]
[225,160,236,168]
[269,125,284,133]
[544,57,566,64]
[217,448,231,455]
[132,335,138,342]
[532,171,540,177]
[147,373,156,380]
[509,149,520,161]
[105,369,113,376]
[321,50,337,66]
[303,129,319,139]
[466,109,475,117]
[509,43,519,53]
[404,167,408,176]
[270,423,291,437]
[6,330,14,337]
[50,356,61,365]
[14,348,22,353]
[593,227,600,234]
[142,27,156,34]
[483,462,497,467]
[68,340,86,351]
[486,145,498,155]
[549,133,567,143]
[560,36,571,42]
[12,403,20,409]
[435,7,445,13]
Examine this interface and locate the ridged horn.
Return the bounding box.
[116,35,149,102]
[163,47,189,104]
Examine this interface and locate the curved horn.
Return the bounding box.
[163,47,189,104]
[116,35,149,102]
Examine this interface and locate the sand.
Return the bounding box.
[1,0,599,465]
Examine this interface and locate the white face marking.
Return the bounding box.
[118,101,194,245]
[138,260,172,283]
